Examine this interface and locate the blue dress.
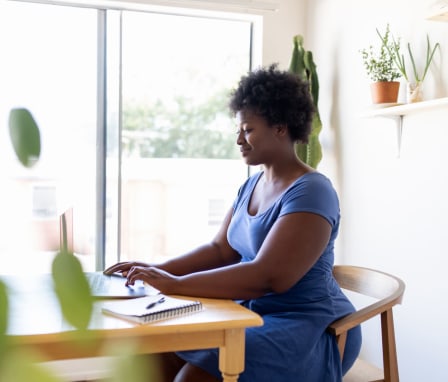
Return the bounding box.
[177,172,361,382]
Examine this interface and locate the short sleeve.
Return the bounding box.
[280,172,340,228]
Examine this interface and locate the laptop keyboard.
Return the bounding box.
[86,272,110,293]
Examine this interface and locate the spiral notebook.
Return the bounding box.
[101,295,202,324]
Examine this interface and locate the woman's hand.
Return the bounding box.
[125,266,178,294]
[103,261,150,277]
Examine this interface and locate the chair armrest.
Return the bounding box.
[328,299,397,336]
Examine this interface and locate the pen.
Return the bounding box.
[146,296,165,309]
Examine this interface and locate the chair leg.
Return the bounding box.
[380,309,399,382]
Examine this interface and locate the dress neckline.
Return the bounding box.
[246,171,316,217]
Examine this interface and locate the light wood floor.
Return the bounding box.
[344,359,384,382]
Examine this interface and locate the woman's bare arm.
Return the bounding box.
[126,212,331,300]
[104,208,240,276]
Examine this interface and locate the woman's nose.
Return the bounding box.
[236,130,245,145]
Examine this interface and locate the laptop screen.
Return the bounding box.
[59,207,73,253]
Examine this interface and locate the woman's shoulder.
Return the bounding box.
[300,170,331,182]
[237,171,263,196]
[281,171,340,223]
[292,171,336,193]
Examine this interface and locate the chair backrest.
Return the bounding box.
[327,265,405,382]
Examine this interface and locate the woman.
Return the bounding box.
[104,64,361,381]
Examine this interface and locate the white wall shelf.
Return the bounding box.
[427,1,448,21]
[361,97,448,156]
[362,97,448,118]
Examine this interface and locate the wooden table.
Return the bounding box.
[4,273,263,382]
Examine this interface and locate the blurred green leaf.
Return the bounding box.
[110,355,146,382]
[51,251,93,330]
[0,280,8,336]
[108,353,158,382]
[101,341,160,382]
[8,108,41,168]
[0,280,9,365]
[0,350,63,382]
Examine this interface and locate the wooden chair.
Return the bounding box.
[327,265,405,382]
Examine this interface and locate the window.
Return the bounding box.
[0,0,258,273]
[0,1,97,273]
[112,10,252,266]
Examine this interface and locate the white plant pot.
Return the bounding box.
[406,82,423,103]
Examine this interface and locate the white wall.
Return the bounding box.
[261,0,306,67]
[262,1,448,381]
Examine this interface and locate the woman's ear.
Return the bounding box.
[274,124,288,137]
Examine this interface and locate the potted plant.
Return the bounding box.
[288,35,322,169]
[360,24,403,104]
[377,30,440,103]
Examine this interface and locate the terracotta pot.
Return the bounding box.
[370,81,400,104]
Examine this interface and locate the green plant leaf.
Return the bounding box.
[362,24,402,82]
[8,108,41,168]
[108,353,158,382]
[288,35,306,79]
[0,280,8,336]
[304,51,319,107]
[295,142,308,164]
[0,280,9,362]
[307,117,323,167]
[289,35,323,169]
[0,350,63,382]
[51,251,93,330]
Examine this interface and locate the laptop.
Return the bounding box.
[84,271,157,299]
[59,208,158,299]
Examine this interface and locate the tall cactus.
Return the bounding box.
[288,35,322,169]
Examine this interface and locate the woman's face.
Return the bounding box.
[235,109,283,166]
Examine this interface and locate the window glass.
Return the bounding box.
[0,1,255,273]
[0,1,97,273]
[111,11,252,265]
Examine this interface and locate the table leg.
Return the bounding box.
[219,328,245,382]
